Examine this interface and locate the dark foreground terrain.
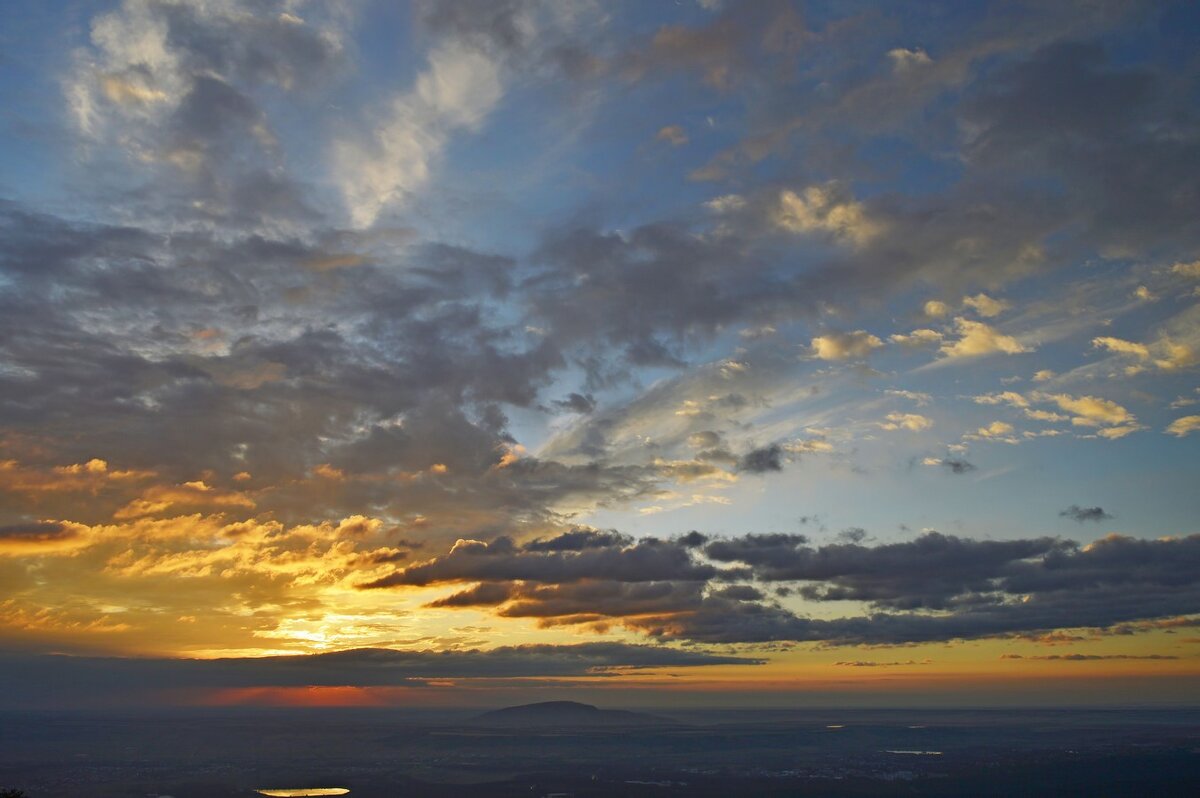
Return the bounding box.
[2,706,1198,797]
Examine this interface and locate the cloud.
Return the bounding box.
[886,389,932,406]
[552,392,597,414]
[1059,505,1113,523]
[961,293,1009,318]
[0,522,88,556]
[334,42,504,227]
[887,47,932,73]
[961,41,1200,253]
[0,643,765,706]
[67,0,345,230]
[774,185,883,247]
[738,444,784,473]
[890,328,943,348]
[973,421,1015,439]
[973,391,1029,409]
[1166,415,1200,438]
[360,531,720,589]
[939,318,1029,359]
[810,330,884,361]
[923,300,950,318]
[381,529,1200,647]
[1040,393,1134,428]
[924,457,976,475]
[879,413,933,432]
[656,125,688,146]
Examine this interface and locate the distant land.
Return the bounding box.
[473,700,671,727]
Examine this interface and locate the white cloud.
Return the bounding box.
[961,293,1009,318]
[1039,393,1134,428]
[888,47,933,73]
[335,43,504,228]
[705,194,747,213]
[975,420,1014,438]
[885,389,932,406]
[890,328,943,347]
[774,185,883,247]
[657,125,688,146]
[922,300,950,318]
[939,318,1030,359]
[811,330,883,360]
[879,412,933,432]
[972,391,1028,408]
[1171,260,1200,279]
[1092,336,1150,359]
[1166,415,1200,437]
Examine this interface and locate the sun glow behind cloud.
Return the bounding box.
[0,0,1198,707]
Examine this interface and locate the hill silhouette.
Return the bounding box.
[472,700,670,727]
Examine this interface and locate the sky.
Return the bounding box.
[1,0,1199,710]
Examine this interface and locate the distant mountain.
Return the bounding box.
[472,700,670,727]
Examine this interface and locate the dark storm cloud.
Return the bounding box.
[361,531,719,589]
[710,584,765,602]
[0,522,74,544]
[498,580,707,620]
[706,532,1067,609]
[0,642,765,705]
[427,582,515,608]
[0,522,66,539]
[1059,505,1114,523]
[738,444,784,474]
[396,531,1200,646]
[524,529,633,552]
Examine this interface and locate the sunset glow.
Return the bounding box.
[1,0,1199,713]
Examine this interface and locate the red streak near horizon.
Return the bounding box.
[206,686,396,707]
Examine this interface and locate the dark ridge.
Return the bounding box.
[472,700,671,727]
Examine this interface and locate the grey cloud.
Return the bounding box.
[1059,505,1114,523]
[0,522,72,542]
[836,527,868,544]
[362,534,719,589]
[396,530,1200,646]
[154,1,346,90]
[0,202,661,537]
[739,444,784,474]
[499,580,707,621]
[707,532,1066,609]
[961,40,1200,253]
[551,392,597,414]
[940,458,977,475]
[0,643,764,706]
[427,582,515,608]
[711,584,765,602]
[524,528,633,552]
